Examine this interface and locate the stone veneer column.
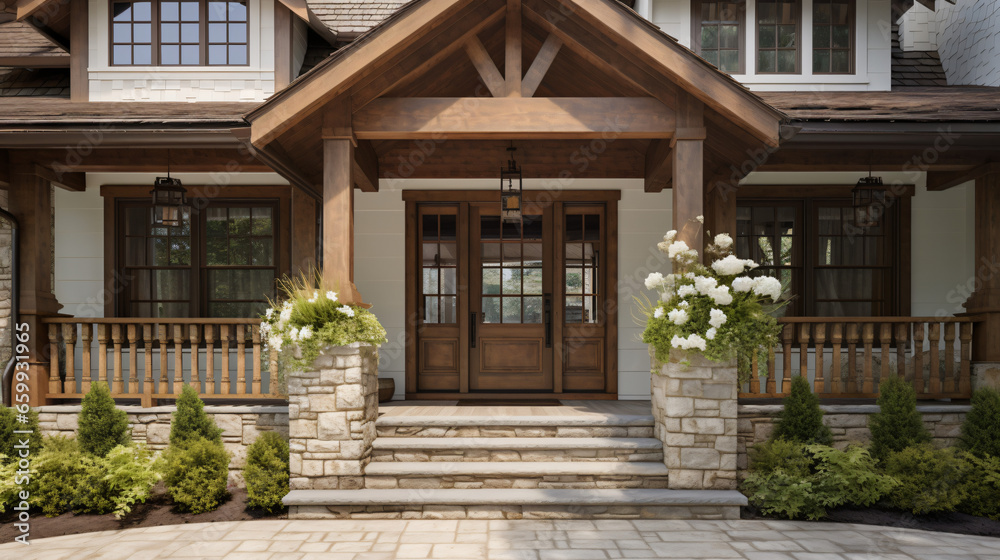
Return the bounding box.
[288,343,379,491]
[651,350,738,490]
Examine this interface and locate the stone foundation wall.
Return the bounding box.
[36,405,289,486]
[737,403,970,472]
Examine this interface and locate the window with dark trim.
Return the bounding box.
[110,0,249,66]
[118,200,279,318]
[736,197,902,317]
[812,0,854,74]
[692,1,746,74]
[756,0,800,74]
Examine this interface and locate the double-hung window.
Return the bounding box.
[111,0,249,66]
[693,1,746,74]
[756,0,800,74]
[812,0,854,74]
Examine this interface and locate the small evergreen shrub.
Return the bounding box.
[77,382,131,457]
[0,455,19,513]
[0,405,43,462]
[162,438,231,513]
[958,387,1000,459]
[73,444,160,518]
[748,438,812,476]
[883,444,969,514]
[31,436,94,517]
[170,385,222,445]
[772,376,833,445]
[742,443,896,520]
[868,375,930,461]
[960,452,1000,521]
[244,431,290,512]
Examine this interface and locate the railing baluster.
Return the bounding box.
[62,324,76,395]
[895,323,908,381]
[111,324,124,395]
[862,323,874,395]
[251,325,262,395]
[189,325,201,394]
[913,322,925,395]
[960,322,973,397]
[143,324,154,407]
[173,324,184,394]
[80,323,92,394]
[220,325,231,395]
[97,324,109,388]
[158,324,169,395]
[846,323,859,394]
[47,323,61,396]
[814,323,826,394]
[204,325,215,396]
[127,325,139,397]
[830,323,842,395]
[879,323,892,388]
[780,323,794,394]
[944,322,957,393]
[928,322,941,396]
[798,324,810,384]
[750,353,760,395]
[236,325,247,396]
[269,343,279,396]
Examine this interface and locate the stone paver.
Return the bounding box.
[3,519,998,559]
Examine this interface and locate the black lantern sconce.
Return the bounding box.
[852,167,887,229]
[500,144,522,224]
[150,151,188,228]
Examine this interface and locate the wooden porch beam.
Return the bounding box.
[20,148,272,173]
[353,139,380,192]
[521,34,563,97]
[352,97,676,139]
[464,36,506,97]
[926,162,1000,191]
[644,139,672,193]
[505,0,522,97]
[0,56,69,68]
[15,0,53,20]
[34,164,85,191]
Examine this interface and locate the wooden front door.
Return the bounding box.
[404,191,619,398]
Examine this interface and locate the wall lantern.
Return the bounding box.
[500,144,522,224]
[852,170,886,229]
[150,152,188,228]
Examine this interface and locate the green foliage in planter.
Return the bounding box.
[883,444,969,515]
[960,452,1000,521]
[0,405,43,463]
[959,387,1000,459]
[73,444,160,518]
[868,375,930,462]
[161,438,231,513]
[78,382,131,457]
[30,436,93,517]
[244,431,289,513]
[170,385,222,446]
[742,442,897,520]
[772,376,833,445]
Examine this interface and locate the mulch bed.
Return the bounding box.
[743,506,1000,538]
[0,487,286,543]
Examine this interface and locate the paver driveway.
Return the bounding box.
[3,519,1000,560]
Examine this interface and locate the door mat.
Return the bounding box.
[455,400,564,406]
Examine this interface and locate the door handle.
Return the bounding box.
[544,294,553,349]
[470,312,477,348]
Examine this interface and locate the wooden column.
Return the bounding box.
[671,94,707,253]
[704,173,737,246]
[323,137,362,305]
[70,0,89,102]
[7,164,62,406]
[965,172,1000,389]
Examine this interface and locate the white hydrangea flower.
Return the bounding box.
[265,308,275,319]
[657,241,671,253]
[678,300,689,308]
[279,307,293,325]
[694,276,718,295]
[299,325,313,340]
[326,290,338,301]
[663,230,677,243]
[268,335,283,351]
[745,260,760,270]
[289,327,300,341]
[282,300,293,309]
[671,333,707,351]
[260,322,271,335]
[684,272,696,280]
[678,248,700,263]
[677,285,697,298]
[308,290,319,303]
[645,272,665,291]
[339,305,356,318]
[709,286,733,306]
[667,240,691,259]
[711,254,746,276]
[706,327,717,340]
[752,276,783,301]
[670,335,686,349]
[653,307,665,319]
[696,215,704,223]
[732,277,755,293]
[709,308,727,329]
[667,308,689,325]
[714,233,733,249]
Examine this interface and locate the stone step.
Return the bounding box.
[375,413,654,440]
[370,437,664,463]
[284,488,746,520]
[364,461,670,489]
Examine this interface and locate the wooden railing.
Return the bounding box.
[741,317,975,400]
[43,318,280,406]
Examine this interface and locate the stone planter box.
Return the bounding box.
[651,349,738,491]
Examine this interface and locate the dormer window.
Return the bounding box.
[110,0,249,66]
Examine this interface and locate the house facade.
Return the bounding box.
[0,0,998,409]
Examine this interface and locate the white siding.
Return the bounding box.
[934,0,1000,86]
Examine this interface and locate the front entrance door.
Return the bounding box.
[404,190,619,398]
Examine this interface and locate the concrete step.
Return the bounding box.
[284,488,746,520]
[370,437,664,463]
[364,461,670,489]
[375,413,655,439]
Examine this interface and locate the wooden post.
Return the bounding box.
[323,135,363,304]
[671,94,706,253]
[505,0,522,97]
[965,172,1000,390]
[70,0,89,102]
[7,165,62,406]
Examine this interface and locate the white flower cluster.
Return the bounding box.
[667,308,689,325]
[714,233,733,249]
[262,288,356,352]
[671,333,707,351]
[752,276,783,301]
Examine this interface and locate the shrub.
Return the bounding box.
[0,405,43,462]
[742,443,897,520]
[77,382,130,457]
[244,431,289,512]
[868,375,930,462]
[748,438,812,476]
[170,385,222,445]
[162,438,230,513]
[31,436,95,517]
[0,455,20,513]
[73,444,160,518]
[883,444,968,515]
[959,452,1000,521]
[772,376,833,445]
[959,387,1000,459]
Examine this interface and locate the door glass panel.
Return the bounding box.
[441,296,457,324]
[423,268,439,294]
[421,210,458,324]
[564,213,601,324]
[483,296,501,323]
[483,269,501,294]
[480,212,545,324]
[523,297,543,324]
[501,268,521,294]
[424,296,439,323]
[502,297,521,322]
[523,268,543,294]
